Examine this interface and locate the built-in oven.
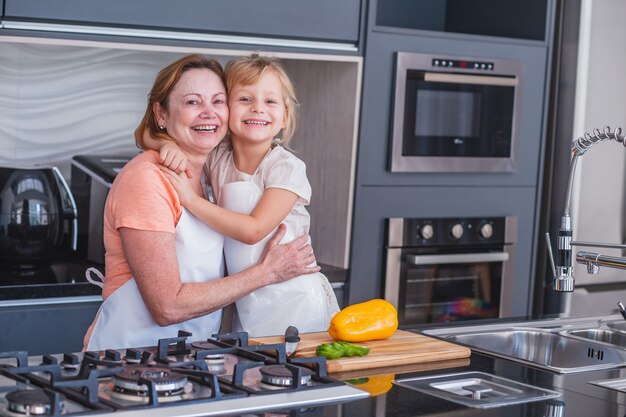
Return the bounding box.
[384,216,517,326]
[390,52,522,172]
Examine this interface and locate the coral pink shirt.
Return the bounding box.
[101,150,182,299]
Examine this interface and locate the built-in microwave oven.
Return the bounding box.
[390,52,522,172]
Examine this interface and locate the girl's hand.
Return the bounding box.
[158,166,198,206]
[160,142,191,178]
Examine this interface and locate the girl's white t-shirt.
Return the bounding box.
[207,140,313,240]
[205,140,339,336]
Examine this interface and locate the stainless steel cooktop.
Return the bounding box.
[0,331,368,417]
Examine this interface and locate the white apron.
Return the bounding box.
[220,181,339,337]
[86,209,224,351]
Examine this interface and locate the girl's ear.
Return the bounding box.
[281,106,289,130]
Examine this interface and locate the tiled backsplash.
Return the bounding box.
[0,41,193,176]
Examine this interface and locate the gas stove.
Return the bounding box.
[0,331,368,417]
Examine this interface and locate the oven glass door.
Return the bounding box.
[398,250,505,324]
[402,71,515,158]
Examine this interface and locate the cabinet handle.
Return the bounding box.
[407,252,510,266]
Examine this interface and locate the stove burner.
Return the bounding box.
[259,365,313,387]
[201,356,226,375]
[6,389,65,416]
[190,341,220,351]
[111,366,188,395]
[190,341,227,374]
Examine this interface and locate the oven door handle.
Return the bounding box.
[406,252,510,265]
[424,72,518,87]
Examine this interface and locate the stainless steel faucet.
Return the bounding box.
[546,126,626,292]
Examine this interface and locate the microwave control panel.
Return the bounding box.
[431,58,495,71]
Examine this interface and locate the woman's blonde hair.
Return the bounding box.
[225,53,299,146]
[134,54,225,149]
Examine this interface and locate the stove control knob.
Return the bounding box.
[61,353,80,370]
[124,348,142,364]
[479,222,494,239]
[420,224,434,240]
[104,349,121,362]
[42,355,58,365]
[450,223,464,240]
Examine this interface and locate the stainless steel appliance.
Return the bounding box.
[390,52,522,172]
[384,216,517,326]
[71,155,134,265]
[0,331,367,417]
[0,167,77,268]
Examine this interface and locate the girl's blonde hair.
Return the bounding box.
[134,54,225,149]
[225,53,299,146]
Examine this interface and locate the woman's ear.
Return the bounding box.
[153,102,166,127]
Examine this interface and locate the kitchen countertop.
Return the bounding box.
[0,259,104,301]
[331,352,622,417]
[227,317,626,416]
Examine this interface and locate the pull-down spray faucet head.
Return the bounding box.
[547,126,626,292]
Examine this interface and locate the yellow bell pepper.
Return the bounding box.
[328,299,398,342]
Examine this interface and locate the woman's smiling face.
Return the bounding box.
[154,68,229,158]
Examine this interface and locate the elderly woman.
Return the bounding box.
[83,55,319,351]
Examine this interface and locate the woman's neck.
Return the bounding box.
[231,137,273,174]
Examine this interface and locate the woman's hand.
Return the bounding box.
[159,166,199,207]
[259,224,321,284]
[160,141,191,178]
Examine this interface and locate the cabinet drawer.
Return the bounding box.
[4,0,361,43]
[0,298,101,355]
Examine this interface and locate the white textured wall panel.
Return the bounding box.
[0,42,188,175]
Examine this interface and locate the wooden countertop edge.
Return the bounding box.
[326,351,471,373]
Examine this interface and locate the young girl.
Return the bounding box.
[148,53,339,337]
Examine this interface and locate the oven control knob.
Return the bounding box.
[450,223,464,240]
[420,224,434,240]
[479,222,494,239]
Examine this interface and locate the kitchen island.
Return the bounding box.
[3,316,626,417]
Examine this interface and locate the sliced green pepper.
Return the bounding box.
[315,341,370,359]
[336,340,370,357]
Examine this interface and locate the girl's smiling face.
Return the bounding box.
[227,71,287,146]
[154,68,229,158]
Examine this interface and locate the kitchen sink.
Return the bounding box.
[423,315,626,374]
[445,329,626,373]
[567,329,626,346]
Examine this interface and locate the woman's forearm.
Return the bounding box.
[121,225,319,326]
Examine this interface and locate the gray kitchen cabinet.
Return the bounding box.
[375,0,549,41]
[347,0,556,319]
[0,299,101,355]
[3,0,362,44]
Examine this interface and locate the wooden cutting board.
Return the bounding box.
[249,330,470,373]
